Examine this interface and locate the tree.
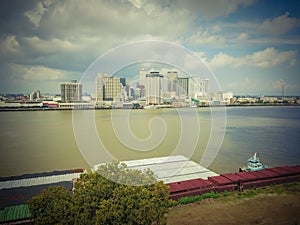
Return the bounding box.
[27,186,72,225]
[27,162,170,225]
[95,179,169,225]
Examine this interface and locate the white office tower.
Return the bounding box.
[60,80,82,103]
[145,72,163,105]
[167,71,178,93]
[176,77,189,97]
[139,68,147,86]
[36,90,41,99]
[96,73,125,102]
[190,77,209,100]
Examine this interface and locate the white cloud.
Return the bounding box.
[22,36,79,53]
[194,51,206,59]
[259,12,300,35]
[236,32,249,41]
[209,48,297,68]
[128,0,143,9]
[176,0,256,19]
[2,0,300,95]
[24,0,53,27]
[249,48,297,67]
[209,52,236,67]
[187,28,227,47]
[215,12,300,46]
[9,63,75,81]
[0,35,21,55]
[37,0,193,39]
[20,0,196,62]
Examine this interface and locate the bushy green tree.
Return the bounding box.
[27,186,72,225]
[27,162,170,225]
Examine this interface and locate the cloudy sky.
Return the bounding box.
[0,0,299,95]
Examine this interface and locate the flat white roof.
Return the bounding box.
[94,155,218,184]
[0,173,82,190]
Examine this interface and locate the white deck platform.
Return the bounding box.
[94,155,218,184]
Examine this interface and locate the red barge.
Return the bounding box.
[167,165,300,200]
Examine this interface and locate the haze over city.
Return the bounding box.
[0,0,300,95]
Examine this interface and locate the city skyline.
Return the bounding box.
[0,1,300,95]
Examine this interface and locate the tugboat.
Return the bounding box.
[240,153,268,172]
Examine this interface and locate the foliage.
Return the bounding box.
[96,181,169,225]
[27,186,72,225]
[169,192,221,207]
[27,162,170,225]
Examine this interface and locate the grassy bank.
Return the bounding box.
[168,182,300,225]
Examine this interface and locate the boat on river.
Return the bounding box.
[241,153,269,172]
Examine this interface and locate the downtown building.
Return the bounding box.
[166,71,178,93]
[175,77,209,100]
[60,80,82,103]
[96,73,126,102]
[145,71,163,105]
[189,77,209,100]
[176,77,189,97]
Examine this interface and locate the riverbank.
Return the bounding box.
[168,182,300,225]
[0,103,299,111]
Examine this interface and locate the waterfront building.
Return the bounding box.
[260,96,278,103]
[222,92,233,104]
[29,91,36,101]
[145,71,163,105]
[139,68,147,86]
[96,73,126,102]
[167,71,178,93]
[36,90,41,99]
[60,80,82,103]
[29,90,41,101]
[189,77,209,100]
[136,82,145,98]
[176,77,189,97]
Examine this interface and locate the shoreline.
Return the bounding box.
[0,103,299,112]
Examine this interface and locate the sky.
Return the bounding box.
[0,0,300,96]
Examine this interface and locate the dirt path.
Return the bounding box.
[167,194,300,225]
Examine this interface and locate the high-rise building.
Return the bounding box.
[145,71,163,105]
[136,82,145,98]
[36,90,41,99]
[29,90,41,101]
[167,71,178,93]
[139,68,147,86]
[96,73,125,102]
[60,80,82,102]
[29,91,36,101]
[190,77,209,99]
[176,77,189,97]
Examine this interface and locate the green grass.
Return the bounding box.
[169,192,221,207]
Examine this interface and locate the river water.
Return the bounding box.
[0,106,299,177]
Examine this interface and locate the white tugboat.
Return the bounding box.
[241,153,268,172]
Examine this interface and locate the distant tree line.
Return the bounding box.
[27,162,170,225]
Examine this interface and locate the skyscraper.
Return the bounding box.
[176,77,189,97]
[60,80,82,102]
[96,73,125,102]
[145,71,163,105]
[167,71,178,93]
[190,77,208,99]
[139,68,147,86]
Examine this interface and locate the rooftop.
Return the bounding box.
[0,204,31,224]
[94,155,218,184]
